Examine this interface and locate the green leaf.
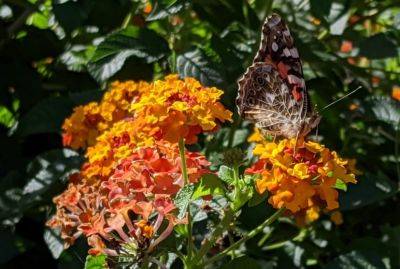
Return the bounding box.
[176,48,224,86]
[53,2,88,33]
[43,228,64,259]
[174,184,195,219]
[334,178,347,191]
[248,189,268,207]
[192,174,226,200]
[146,0,189,21]
[359,33,398,59]
[310,0,332,18]
[16,97,74,136]
[220,256,261,269]
[88,26,169,82]
[366,96,400,130]
[0,105,15,128]
[21,149,82,206]
[217,165,234,184]
[324,250,386,269]
[339,172,397,211]
[85,254,107,269]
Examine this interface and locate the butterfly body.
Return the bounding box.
[237,14,320,139]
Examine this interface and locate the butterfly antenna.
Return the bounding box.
[322,86,362,111]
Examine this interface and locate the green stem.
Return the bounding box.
[396,121,400,190]
[195,209,234,262]
[178,138,194,258]
[202,207,286,266]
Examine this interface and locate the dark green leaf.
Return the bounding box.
[53,2,88,33]
[220,256,261,269]
[88,26,169,82]
[310,0,332,18]
[85,254,107,269]
[359,33,398,59]
[339,172,397,211]
[176,48,224,86]
[21,149,82,206]
[248,188,268,207]
[16,97,74,136]
[146,0,189,21]
[174,184,195,219]
[192,174,226,200]
[324,250,386,269]
[43,228,64,259]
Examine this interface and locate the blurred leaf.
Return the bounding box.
[84,254,107,269]
[0,231,31,264]
[0,105,15,128]
[334,179,347,191]
[310,0,332,18]
[220,256,261,269]
[248,188,268,207]
[146,0,189,21]
[192,174,226,200]
[88,26,169,82]
[339,172,397,211]
[177,48,224,86]
[53,2,88,33]
[324,250,386,269]
[359,33,398,59]
[43,228,64,259]
[366,96,400,130]
[16,97,74,136]
[174,184,195,219]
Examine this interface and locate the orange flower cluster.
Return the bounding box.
[130,74,232,144]
[47,142,211,255]
[246,128,357,225]
[50,75,231,257]
[62,81,150,149]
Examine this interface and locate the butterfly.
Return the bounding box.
[236,14,320,139]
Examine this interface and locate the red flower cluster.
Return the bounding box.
[47,142,210,256]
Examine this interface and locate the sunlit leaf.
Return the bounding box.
[85,254,107,269]
[174,184,195,219]
[43,228,64,259]
[192,174,226,200]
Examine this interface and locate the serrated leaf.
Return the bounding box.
[339,172,396,211]
[88,26,169,82]
[146,0,189,21]
[359,33,398,59]
[334,179,347,191]
[176,48,224,86]
[324,250,386,269]
[85,254,107,269]
[220,256,261,269]
[217,165,234,184]
[174,184,195,219]
[192,174,226,200]
[43,228,64,259]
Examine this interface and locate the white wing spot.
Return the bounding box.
[272,42,279,52]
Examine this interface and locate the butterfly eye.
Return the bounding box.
[256,76,266,86]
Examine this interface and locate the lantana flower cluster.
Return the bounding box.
[48,75,232,257]
[62,81,151,149]
[246,128,358,225]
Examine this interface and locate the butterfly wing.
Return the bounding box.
[236,14,320,138]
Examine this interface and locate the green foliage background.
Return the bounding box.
[0,0,399,268]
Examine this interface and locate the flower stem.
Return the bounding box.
[202,207,286,266]
[178,138,194,258]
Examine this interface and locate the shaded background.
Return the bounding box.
[0,0,399,268]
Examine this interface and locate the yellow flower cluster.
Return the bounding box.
[130,74,232,144]
[246,128,357,225]
[62,81,150,149]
